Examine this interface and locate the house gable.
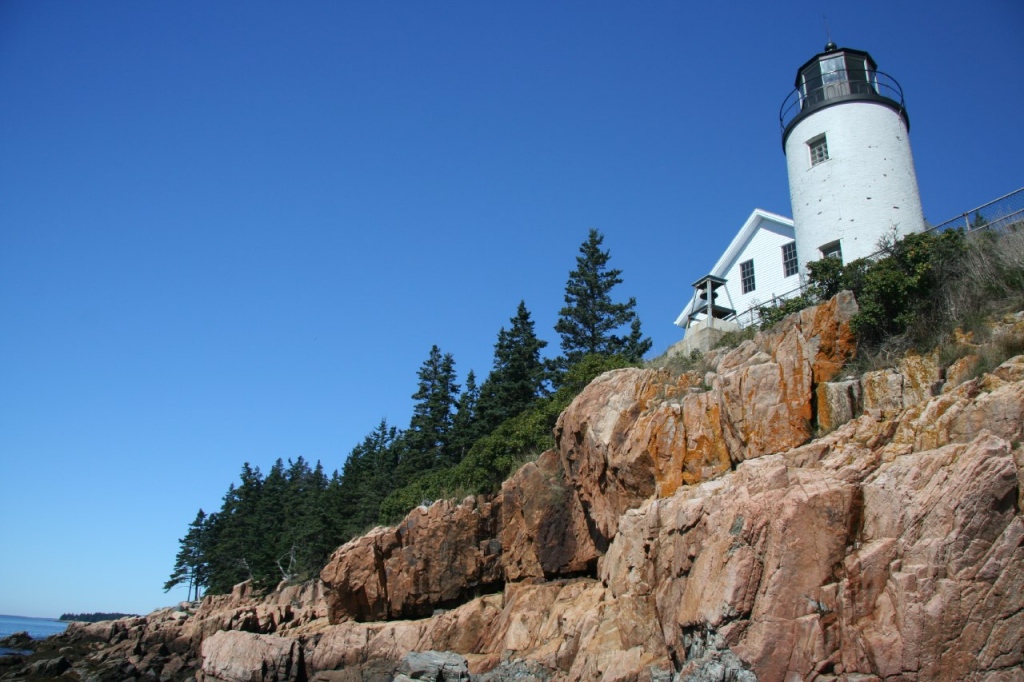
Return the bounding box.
[675,209,798,328]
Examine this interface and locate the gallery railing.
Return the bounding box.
[779,69,906,141]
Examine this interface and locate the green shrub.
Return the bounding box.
[756,293,815,330]
[849,230,968,346]
[757,230,976,346]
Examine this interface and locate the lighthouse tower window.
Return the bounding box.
[808,135,829,166]
[820,241,843,262]
[740,260,756,293]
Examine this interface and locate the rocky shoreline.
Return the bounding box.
[4,296,1023,681]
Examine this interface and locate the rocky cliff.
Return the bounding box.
[9,294,1024,682]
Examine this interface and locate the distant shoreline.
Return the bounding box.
[57,612,139,623]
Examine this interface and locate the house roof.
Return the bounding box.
[674,208,794,327]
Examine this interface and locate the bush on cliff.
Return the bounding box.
[758,226,1024,356]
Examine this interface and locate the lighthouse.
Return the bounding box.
[781,43,925,275]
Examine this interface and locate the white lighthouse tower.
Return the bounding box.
[781,43,925,275]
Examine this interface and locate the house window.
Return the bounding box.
[808,135,829,166]
[740,260,755,294]
[820,240,842,261]
[782,242,799,277]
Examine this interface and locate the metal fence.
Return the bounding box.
[733,284,806,328]
[730,186,1024,329]
[926,186,1024,235]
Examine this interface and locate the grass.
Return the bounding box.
[656,349,715,378]
[712,325,757,350]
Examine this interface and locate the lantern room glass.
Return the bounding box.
[799,51,880,109]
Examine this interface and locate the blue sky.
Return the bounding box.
[1,1,1021,618]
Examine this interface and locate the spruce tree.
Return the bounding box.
[477,301,549,432]
[331,419,401,540]
[449,370,481,463]
[274,456,330,581]
[292,459,332,573]
[399,346,460,480]
[257,459,290,584]
[554,229,652,367]
[204,464,263,593]
[164,509,209,601]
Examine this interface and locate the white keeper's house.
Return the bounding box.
[674,41,926,354]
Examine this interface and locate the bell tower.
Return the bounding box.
[780,43,925,275]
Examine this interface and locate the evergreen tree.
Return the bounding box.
[301,458,333,565]
[331,419,401,540]
[449,370,481,463]
[164,509,209,601]
[203,463,263,593]
[477,301,549,432]
[256,459,290,584]
[399,346,460,479]
[286,458,332,576]
[554,229,652,367]
[280,457,311,575]
[621,317,651,364]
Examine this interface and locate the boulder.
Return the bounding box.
[28,655,70,677]
[554,368,669,547]
[396,650,469,682]
[552,291,857,549]
[816,378,862,433]
[200,630,302,682]
[944,353,980,389]
[0,631,33,651]
[862,351,942,419]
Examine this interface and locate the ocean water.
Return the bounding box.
[0,614,68,655]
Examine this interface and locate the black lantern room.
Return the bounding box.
[780,43,909,146]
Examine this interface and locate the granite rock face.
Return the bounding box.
[599,427,1022,680]
[550,290,859,549]
[320,496,503,623]
[14,296,1023,682]
[499,449,597,582]
[311,299,1024,681]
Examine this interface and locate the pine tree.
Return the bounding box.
[257,459,290,584]
[164,509,209,601]
[554,229,652,367]
[291,459,332,574]
[204,464,263,593]
[449,370,481,463]
[621,317,651,364]
[399,346,460,480]
[477,301,549,432]
[331,419,401,540]
[273,456,327,581]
